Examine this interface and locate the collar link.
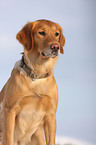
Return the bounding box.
[20,55,36,81]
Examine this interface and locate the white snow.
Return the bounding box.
[56,136,95,145]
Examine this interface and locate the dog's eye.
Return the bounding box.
[55,32,59,36]
[39,31,46,36]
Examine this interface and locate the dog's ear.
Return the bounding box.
[16,23,34,51]
[59,31,65,54]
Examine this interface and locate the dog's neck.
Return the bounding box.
[21,49,58,80]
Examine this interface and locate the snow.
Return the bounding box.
[56,136,95,145]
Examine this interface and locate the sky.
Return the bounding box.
[0,0,96,144]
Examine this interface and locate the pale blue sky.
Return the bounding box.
[0,0,96,144]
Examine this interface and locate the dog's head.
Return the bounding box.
[16,19,65,58]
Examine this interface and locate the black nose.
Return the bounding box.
[50,43,60,51]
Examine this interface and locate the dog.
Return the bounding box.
[0,19,65,145]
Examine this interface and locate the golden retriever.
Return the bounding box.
[0,19,65,145]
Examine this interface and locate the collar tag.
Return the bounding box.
[30,72,36,81]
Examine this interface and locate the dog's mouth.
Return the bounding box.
[41,52,46,57]
[41,50,59,58]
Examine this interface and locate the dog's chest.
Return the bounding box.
[14,105,44,143]
[18,107,44,127]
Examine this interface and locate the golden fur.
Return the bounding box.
[0,19,65,145]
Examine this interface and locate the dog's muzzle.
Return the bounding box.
[50,43,60,56]
[41,43,60,58]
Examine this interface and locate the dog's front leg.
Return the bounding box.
[44,114,56,145]
[3,108,16,145]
